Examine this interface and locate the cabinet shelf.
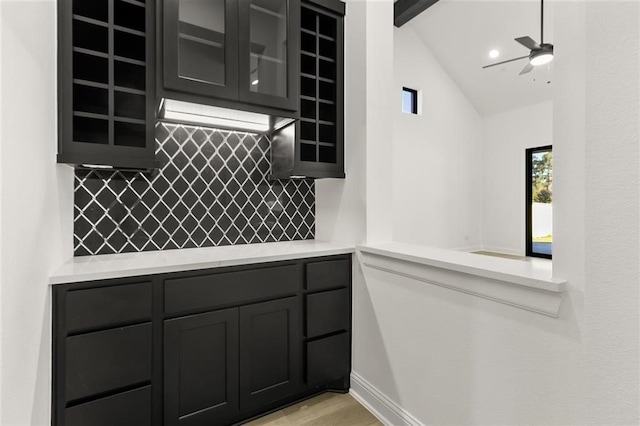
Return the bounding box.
[73,14,108,28]
[115,86,146,95]
[114,116,146,125]
[250,52,284,64]
[113,25,146,38]
[73,111,108,121]
[114,55,146,66]
[122,0,145,8]
[301,140,335,147]
[301,28,315,37]
[73,47,108,59]
[73,79,108,90]
[300,95,335,105]
[300,117,335,126]
[72,111,147,126]
[318,55,334,63]
[178,33,223,48]
[318,33,335,42]
[72,81,146,101]
[250,3,286,19]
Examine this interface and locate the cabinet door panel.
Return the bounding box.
[238,0,299,110]
[164,308,239,426]
[239,297,301,411]
[163,0,239,100]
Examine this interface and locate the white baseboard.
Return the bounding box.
[349,372,423,426]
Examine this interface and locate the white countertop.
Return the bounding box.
[357,242,565,292]
[50,240,354,285]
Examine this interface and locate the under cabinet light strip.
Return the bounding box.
[162,110,270,133]
[160,99,295,134]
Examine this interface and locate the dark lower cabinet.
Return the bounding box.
[239,297,301,411]
[53,254,351,426]
[164,308,239,426]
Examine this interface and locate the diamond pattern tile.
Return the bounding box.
[74,122,315,256]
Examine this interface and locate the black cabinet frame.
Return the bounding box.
[57,0,158,170]
[270,0,345,179]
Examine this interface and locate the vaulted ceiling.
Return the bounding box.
[407,0,554,116]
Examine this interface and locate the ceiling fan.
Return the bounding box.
[483,0,554,75]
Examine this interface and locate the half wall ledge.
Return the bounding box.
[357,243,566,317]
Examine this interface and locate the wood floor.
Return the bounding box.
[245,393,382,426]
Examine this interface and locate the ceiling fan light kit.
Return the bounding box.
[530,44,554,66]
[483,0,554,75]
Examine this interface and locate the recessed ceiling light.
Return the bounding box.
[251,79,259,86]
[489,49,500,59]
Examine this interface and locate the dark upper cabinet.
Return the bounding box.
[270,0,345,179]
[161,0,299,113]
[57,0,158,170]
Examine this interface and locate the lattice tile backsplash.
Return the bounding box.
[74,123,315,256]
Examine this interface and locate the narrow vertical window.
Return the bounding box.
[526,146,553,258]
[402,87,418,114]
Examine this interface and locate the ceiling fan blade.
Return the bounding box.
[519,62,534,75]
[515,36,540,50]
[482,55,529,69]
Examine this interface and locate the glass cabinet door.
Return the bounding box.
[239,0,299,110]
[163,0,239,100]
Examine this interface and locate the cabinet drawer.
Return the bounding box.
[66,282,152,333]
[306,288,349,339]
[66,323,152,401]
[65,386,152,426]
[305,258,350,291]
[307,332,350,387]
[164,264,299,314]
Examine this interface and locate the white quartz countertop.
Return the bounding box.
[50,240,354,285]
[357,242,565,292]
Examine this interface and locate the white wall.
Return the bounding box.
[0,1,74,425]
[583,1,639,422]
[392,24,483,251]
[351,1,640,425]
[481,101,553,255]
[315,0,393,246]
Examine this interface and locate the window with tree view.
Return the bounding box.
[526,146,552,258]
